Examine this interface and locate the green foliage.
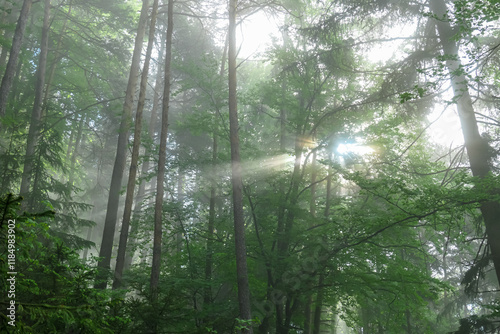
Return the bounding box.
[454,304,500,334]
[2,0,500,333]
[399,85,428,103]
[0,194,126,333]
[234,317,261,332]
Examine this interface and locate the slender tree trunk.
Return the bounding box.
[42,0,72,109]
[304,297,312,334]
[204,42,227,320]
[68,115,85,187]
[95,0,149,290]
[174,93,187,257]
[176,167,184,254]
[204,134,217,307]
[113,0,158,290]
[312,274,324,334]
[82,223,93,260]
[27,1,72,206]
[280,84,287,152]
[304,147,317,334]
[274,72,289,334]
[279,132,303,255]
[276,109,305,334]
[310,149,317,216]
[0,46,7,75]
[83,129,112,260]
[0,1,16,73]
[150,0,174,301]
[324,153,333,217]
[431,0,500,286]
[228,1,253,332]
[0,0,32,119]
[312,152,333,334]
[66,128,75,160]
[19,0,49,208]
[124,31,165,271]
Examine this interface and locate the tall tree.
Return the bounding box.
[68,115,85,187]
[19,0,50,208]
[228,0,253,332]
[124,30,166,271]
[430,0,500,287]
[150,0,174,301]
[113,0,159,290]
[204,39,227,318]
[95,0,149,290]
[312,152,332,334]
[0,0,32,119]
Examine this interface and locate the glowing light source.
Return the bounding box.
[237,11,283,59]
[337,143,349,154]
[336,143,374,156]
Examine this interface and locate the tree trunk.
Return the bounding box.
[124,30,165,271]
[19,0,49,209]
[68,115,85,187]
[280,83,287,152]
[304,147,318,334]
[150,0,174,301]
[175,166,184,254]
[430,0,500,286]
[66,126,75,160]
[204,133,217,306]
[275,72,290,334]
[304,295,312,334]
[42,0,72,110]
[204,41,227,321]
[113,0,158,290]
[313,151,333,334]
[312,274,324,334]
[94,0,149,290]
[228,0,253,332]
[0,1,16,73]
[83,130,113,260]
[0,0,32,119]
[310,149,317,217]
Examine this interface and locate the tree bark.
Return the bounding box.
[228,0,253,332]
[310,149,317,217]
[124,30,165,271]
[313,151,333,334]
[0,1,16,73]
[42,0,72,110]
[19,0,49,209]
[204,133,217,306]
[68,115,85,187]
[175,165,184,255]
[0,0,32,119]
[431,0,500,286]
[150,0,174,301]
[204,42,227,321]
[113,0,159,290]
[304,147,317,334]
[312,274,325,334]
[95,0,149,290]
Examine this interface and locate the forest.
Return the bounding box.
[1,0,500,333]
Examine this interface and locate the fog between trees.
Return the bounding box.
[1,0,500,333]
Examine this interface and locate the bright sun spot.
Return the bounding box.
[365,21,418,63]
[427,104,465,148]
[238,11,282,58]
[337,143,349,154]
[337,143,374,156]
